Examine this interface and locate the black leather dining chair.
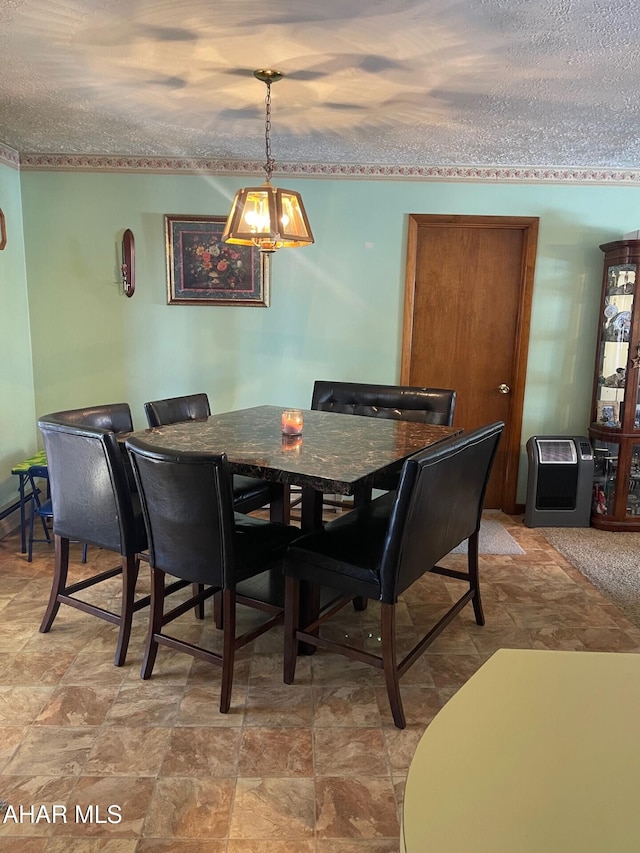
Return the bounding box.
[311,380,456,492]
[126,435,299,714]
[144,393,210,428]
[144,393,287,522]
[282,421,504,729]
[29,402,135,563]
[45,402,135,434]
[311,380,456,424]
[285,379,457,539]
[37,414,154,666]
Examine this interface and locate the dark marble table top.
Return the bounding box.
[127,405,460,495]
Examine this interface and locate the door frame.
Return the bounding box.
[400,214,539,514]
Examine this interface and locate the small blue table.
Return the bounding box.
[10,450,47,553]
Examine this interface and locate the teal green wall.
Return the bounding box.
[17,170,640,502]
[0,162,36,509]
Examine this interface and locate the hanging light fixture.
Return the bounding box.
[222,69,314,253]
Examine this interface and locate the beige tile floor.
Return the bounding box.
[1,512,640,852]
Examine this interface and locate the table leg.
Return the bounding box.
[353,483,372,509]
[351,485,371,611]
[300,486,323,532]
[298,486,324,654]
[269,482,289,524]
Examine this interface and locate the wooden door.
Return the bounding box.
[401,215,538,512]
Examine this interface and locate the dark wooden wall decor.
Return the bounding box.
[121,228,135,296]
[0,208,6,250]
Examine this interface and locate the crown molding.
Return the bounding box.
[13,153,640,184]
[0,142,20,169]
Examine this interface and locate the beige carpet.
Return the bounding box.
[449,516,525,555]
[539,526,640,628]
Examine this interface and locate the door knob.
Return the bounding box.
[498,383,511,394]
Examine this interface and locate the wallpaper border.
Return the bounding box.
[9,152,640,184]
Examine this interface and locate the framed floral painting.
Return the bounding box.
[165,215,269,306]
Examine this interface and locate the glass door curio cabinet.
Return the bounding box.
[590,240,640,530]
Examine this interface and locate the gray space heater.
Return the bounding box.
[524,436,594,527]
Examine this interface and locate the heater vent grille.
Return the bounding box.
[536,439,577,464]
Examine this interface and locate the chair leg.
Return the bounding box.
[213,590,223,629]
[193,583,205,619]
[81,543,88,564]
[39,534,69,632]
[220,588,236,714]
[468,530,485,626]
[381,602,405,729]
[141,567,165,679]
[114,554,140,667]
[283,575,300,684]
[298,579,321,656]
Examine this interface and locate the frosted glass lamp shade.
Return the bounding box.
[222,182,314,252]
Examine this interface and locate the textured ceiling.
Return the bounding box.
[1,0,639,169]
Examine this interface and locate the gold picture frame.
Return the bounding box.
[165,214,269,306]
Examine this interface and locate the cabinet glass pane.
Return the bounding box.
[592,440,619,516]
[595,264,635,428]
[628,445,640,516]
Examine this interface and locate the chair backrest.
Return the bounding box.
[37,416,145,555]
[379,421,504,602]
[42,403,133,434]
[125,436,235,587]
[311,380,456,425]
[144,393,211,428]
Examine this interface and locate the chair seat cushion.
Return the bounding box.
[236,567,286,609]
[283,492,396,599]
[233,513,299,582]
[233,475,277,505]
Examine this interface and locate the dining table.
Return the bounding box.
[126,404,461,532]
[126,404,461,652]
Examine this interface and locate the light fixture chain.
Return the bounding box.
[264,80,275,182]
